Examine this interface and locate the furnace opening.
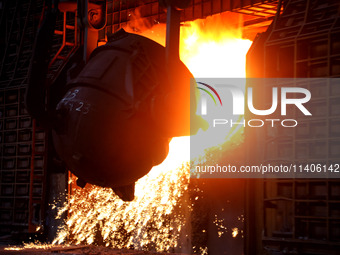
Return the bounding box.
[51,11,252,252]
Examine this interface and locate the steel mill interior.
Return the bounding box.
[0,0,340,254]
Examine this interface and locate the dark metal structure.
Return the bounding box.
[2,0,339,254]
[0,0,47,238]
[0,0,81,240]
[0,0,276,241]
[246,0,340,254]
[23,0,203,202]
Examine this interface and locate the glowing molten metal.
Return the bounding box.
[53,12,252,252]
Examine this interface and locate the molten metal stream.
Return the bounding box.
[52,12,252,252]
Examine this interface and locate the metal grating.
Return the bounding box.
[0,0,78,237]
[0,0,44,88]
[246,0,340,254]
[0,86,47,236]
[99,0,278,40]
[0,0,46,237]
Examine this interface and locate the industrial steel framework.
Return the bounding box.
[99,0,277,38]
[0,0,278,240]
[0,0,79,238]
[0,0,46,237]
[246,0,340,254]
[5,1,338,255]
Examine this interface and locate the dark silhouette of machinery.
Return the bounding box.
[26,0,200,201]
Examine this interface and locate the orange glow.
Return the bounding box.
[180,15,252,78]
[179,14,252,159]
[134,13,252,166]
[232,227,239,238]
[52,12,252,252]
